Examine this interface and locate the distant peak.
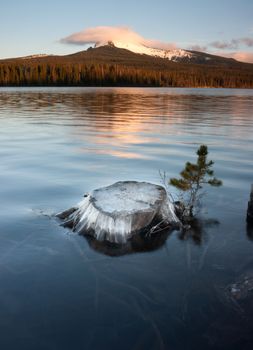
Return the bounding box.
[94,41,194,62]
[107,41,115,47]
[95,41,115,48]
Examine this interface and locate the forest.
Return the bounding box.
[1,45,253,88]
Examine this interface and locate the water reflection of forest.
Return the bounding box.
[0,89,250,122]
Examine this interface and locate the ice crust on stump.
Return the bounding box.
[57,181,180,243]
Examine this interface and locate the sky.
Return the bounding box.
[0,0,253,62]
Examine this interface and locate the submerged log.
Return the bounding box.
[247,184,253,224]
[56,181,180,243]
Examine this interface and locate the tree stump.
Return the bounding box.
[56,181,180,243]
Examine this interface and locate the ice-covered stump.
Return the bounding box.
[57,181,180,243]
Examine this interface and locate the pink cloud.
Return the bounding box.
[229,51,253,63]
[214,51,253,63]
[61,26,176,50]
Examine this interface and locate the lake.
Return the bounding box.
[0,87,253,350]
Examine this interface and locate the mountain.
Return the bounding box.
[0,44,253,88]
[1,41,245,66]
[96,41,195,62]
[95,41,239,65]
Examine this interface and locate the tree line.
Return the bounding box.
[0,62,253,88]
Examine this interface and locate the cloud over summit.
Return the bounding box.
[60,26,253,63]
[61,26,176,50]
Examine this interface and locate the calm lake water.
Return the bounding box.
[0,87,253,350]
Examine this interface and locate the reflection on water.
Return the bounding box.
[82,219,219,257]
[0,87,253,350]
[85,229,173,257]
[1,87,252,162]
[177,218,220,245]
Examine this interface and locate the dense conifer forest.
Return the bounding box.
[1,45,253,88]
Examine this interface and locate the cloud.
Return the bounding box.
[214,51,253,63]
[210,37,253,50]
[210,40,237,49]
[187,44,207,52]
[228,51,253,63]
[240,37,253,47]
[61,26,176,50]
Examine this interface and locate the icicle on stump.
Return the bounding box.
[56,181,180,243]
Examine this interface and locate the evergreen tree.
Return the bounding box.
[170,145,222,218]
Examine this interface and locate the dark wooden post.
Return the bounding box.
[247,185,253,224]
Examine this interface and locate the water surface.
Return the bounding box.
[0,87,253,350]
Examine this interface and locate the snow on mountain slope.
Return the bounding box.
[21,54,51,59]
[96,41,193,62]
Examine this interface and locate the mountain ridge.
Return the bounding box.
[0,44,253,88]
[1,43,250,67]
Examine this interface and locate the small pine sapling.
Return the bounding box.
[170,145,222,219]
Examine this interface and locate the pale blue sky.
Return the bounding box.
[0,0,252,61]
